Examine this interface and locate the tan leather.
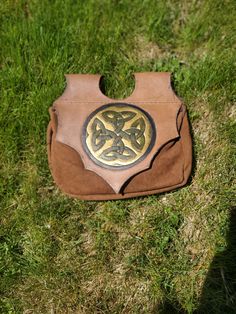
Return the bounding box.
[47,72,192,200]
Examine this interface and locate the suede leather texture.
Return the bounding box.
[47,72,192,200]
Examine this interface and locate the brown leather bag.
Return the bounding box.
[47,72,192,200]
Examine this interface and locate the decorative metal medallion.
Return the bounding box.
[82,103,156,169]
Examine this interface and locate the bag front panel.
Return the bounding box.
[47,111,191,199]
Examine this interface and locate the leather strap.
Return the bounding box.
[56,72,180,103]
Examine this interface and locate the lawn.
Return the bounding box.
[0,0,235,313]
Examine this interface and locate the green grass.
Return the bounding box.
[0,0,235,313]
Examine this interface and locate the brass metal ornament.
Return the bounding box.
[82,103,156,169]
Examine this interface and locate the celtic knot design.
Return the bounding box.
[82,104,155,169]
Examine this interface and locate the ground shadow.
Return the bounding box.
[152,207,236,313]
[196,206,236,313]
[152,298,186,313]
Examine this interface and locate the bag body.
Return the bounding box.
[47,72,192,200]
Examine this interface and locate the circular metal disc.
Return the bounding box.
[82,103,156,169]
